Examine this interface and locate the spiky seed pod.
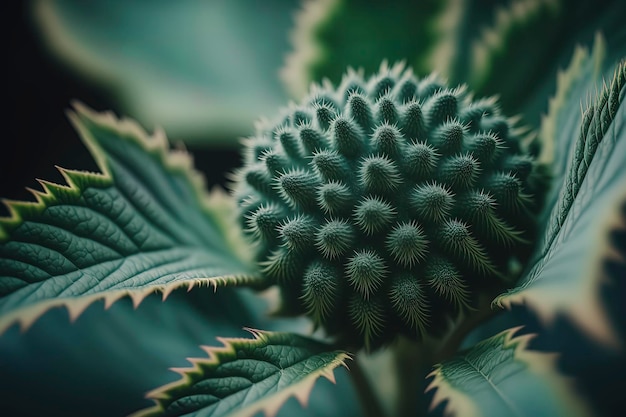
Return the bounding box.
[464,132,501,164]
[354,196,396,235]
[311,149,350,181]
[386,221,429,267]
[432,121,466,155]
[313,103,336,131]
[346,250,387,298]
[389,273,429,334]
[299,124,328,154]
[438,220,496,275]
[243,164,274,195]
[348,295,385,352]
[395,77,418,103]
[347,93,374,132]
[276,169,319,209]
[245,203,285,241]
[261,149,290,176]
[405,142,439,179]
[402,101,426,141]
[424,90,458,126]
[331,117,365,158]
[291,108,313,127]
[424,257,471,310]
[370,74,396,99]
[375,95,399,125]
[233,63,548,350]
[358,155,402,193]
[301,261,340,325]
[371,123,403,157]
[242,136,273,164]
[276,126,304,162]
[410,183,454,223]
[316,219,354,259]
[317,181,352,214]
[439,154,480,189]
[279,215,316,251]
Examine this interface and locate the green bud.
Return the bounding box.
[233,63,547,350]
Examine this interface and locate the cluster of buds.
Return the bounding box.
[233,63,545,350]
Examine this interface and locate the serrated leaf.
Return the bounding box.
[31,0,296,144]
[0,287,265,417]
[467,0,626,127]
[0,284,362,417]
[427,0,509,86]
[281,0,446,98]
[133,330,350,417]
[427,327,592,417]
[495,59,626,344]
[0,103,261,333]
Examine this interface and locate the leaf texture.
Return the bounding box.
[496,59,626,344]
[0,103,260,333]
[427,327,591,417]
[133,330,350,417]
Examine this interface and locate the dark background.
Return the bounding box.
[1,2,240,215]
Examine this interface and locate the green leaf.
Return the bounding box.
[467,0,626,127]
[0,103,260,333]
[427,327,592,417]
[427,0,509,86]
[133,330,350,417]
[0,284,362,417]
[0,287,268,416]
[281,0,447,98]
[31,0,296,145]
[495,58,626,344]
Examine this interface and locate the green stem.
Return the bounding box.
[394,337,430,417]
[347,352,388,417]
[394,295,503,417]
[432,294,501,364]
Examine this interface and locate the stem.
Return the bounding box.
[394,293,503,417]
[347,352,388,417]
[432,294,501,364]
[394,337,430,417]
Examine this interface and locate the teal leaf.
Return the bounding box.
[467,0,626,127]
[496,57,626,344]
[427,327,592,417]
[281,0,446,98]
[0,287,267,416]
[0,103,260,333]
[31,0,296,144]
[133,330,350,417]
[0,285,361,417]
[427,0,509,86]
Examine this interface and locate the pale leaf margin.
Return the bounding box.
[0,103,258,334]
[469,0,561,92]
[280,0,342,99]
[494,59,626,345]
[426,327,592,417]
[131,329,351,417]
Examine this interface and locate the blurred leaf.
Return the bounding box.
[0,287,267,417]
[467,0,626,127]
[32,0,299,145]
[0,103,259,333]
[427,327,592,417]
[496,57,626,345]
[0,285,362,417]
[281,0,448,98]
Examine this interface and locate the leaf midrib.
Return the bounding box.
[461,356,525,417]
